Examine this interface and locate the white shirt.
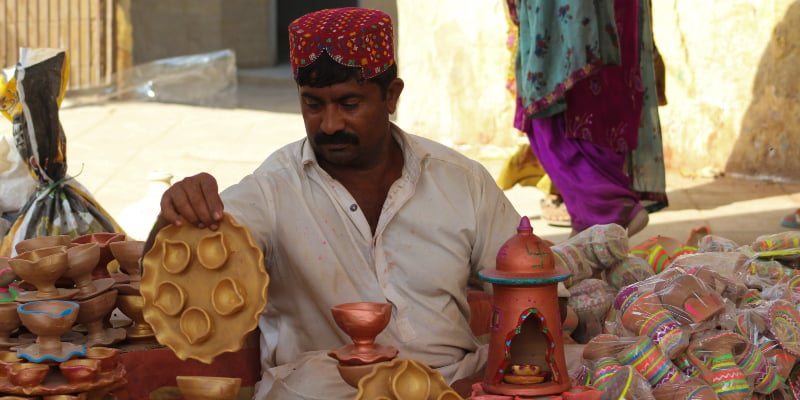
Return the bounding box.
[221,124,521,398]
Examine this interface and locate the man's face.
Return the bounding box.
[298,77,402,169]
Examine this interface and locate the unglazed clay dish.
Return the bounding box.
[75,289,126,347]
[140,213,269,363]
[8,246,78,302]
[176,376,242,400]
[70,232,126,280]
[356,358,454,400]
[14,235,71,256]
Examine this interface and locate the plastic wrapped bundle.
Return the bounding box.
[0,48,124,256]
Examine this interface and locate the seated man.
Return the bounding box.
[145,7,521,399]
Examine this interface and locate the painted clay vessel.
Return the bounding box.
[478,217,571,397]
[16,300,84,362]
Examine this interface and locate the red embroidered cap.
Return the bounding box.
[288,7,394,79]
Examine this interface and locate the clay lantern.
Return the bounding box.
[478,216,572,397]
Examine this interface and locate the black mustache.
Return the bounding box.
[314,131,360,145]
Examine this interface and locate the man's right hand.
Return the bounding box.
[159,172,224,231]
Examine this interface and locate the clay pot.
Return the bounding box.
[656,273,724,324]
[85,346,121,373]
[17,300,80,355]
[109,240,145,281]
[616,335,682,388]
[59,358,101,384]
[0,302,20,343]
[116,294,154,339]
[7,362,49,387]
[63,242,101,296]
[14,235,71,256]
[331,302,391,353]
[651,378,718,400]
[8,246,68,299]
[617,288,689,359]
[75,289,120,346]
[0,350,20,378]
[176,376,242,400]
[687,331,751,400]
[71,232,125,280]
[0,261,17,288]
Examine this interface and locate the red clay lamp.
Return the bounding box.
[478,216,572,396]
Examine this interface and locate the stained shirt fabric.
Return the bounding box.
[220,123,521,399]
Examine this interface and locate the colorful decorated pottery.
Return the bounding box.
[140,213,268,363]
[16,300,85,362]
[686,331,751,400]
[478,217,571,397]
[176,376,242,400]
[616,335,683,388]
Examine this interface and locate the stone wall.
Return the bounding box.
[394,0,519,150]
[130,0,274,68]
[653,0,799,179]
[395,0,800,180]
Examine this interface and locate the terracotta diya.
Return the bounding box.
[16,300,85,362]
[70,232,125,280]
[14,235,71,256]
[8,246,78,302]
[116,294,156,342]
[176,376,242,400]
[64,242,114,301]
[75,289,125,347]
[109,240,145,282]
[328,302,399,365]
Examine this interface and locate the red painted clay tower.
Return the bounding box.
[479,216,572,396]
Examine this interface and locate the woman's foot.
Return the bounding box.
[781,209,800,229]
[626,208,649,237]
[540,194,571,227]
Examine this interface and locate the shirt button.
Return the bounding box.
[350,204,358,212]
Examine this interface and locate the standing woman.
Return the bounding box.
[508,0,668,237]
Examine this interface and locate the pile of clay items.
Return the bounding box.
[553,225,800,399]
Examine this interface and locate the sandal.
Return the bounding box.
[540,195,571,227]
[780,209,800,229]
